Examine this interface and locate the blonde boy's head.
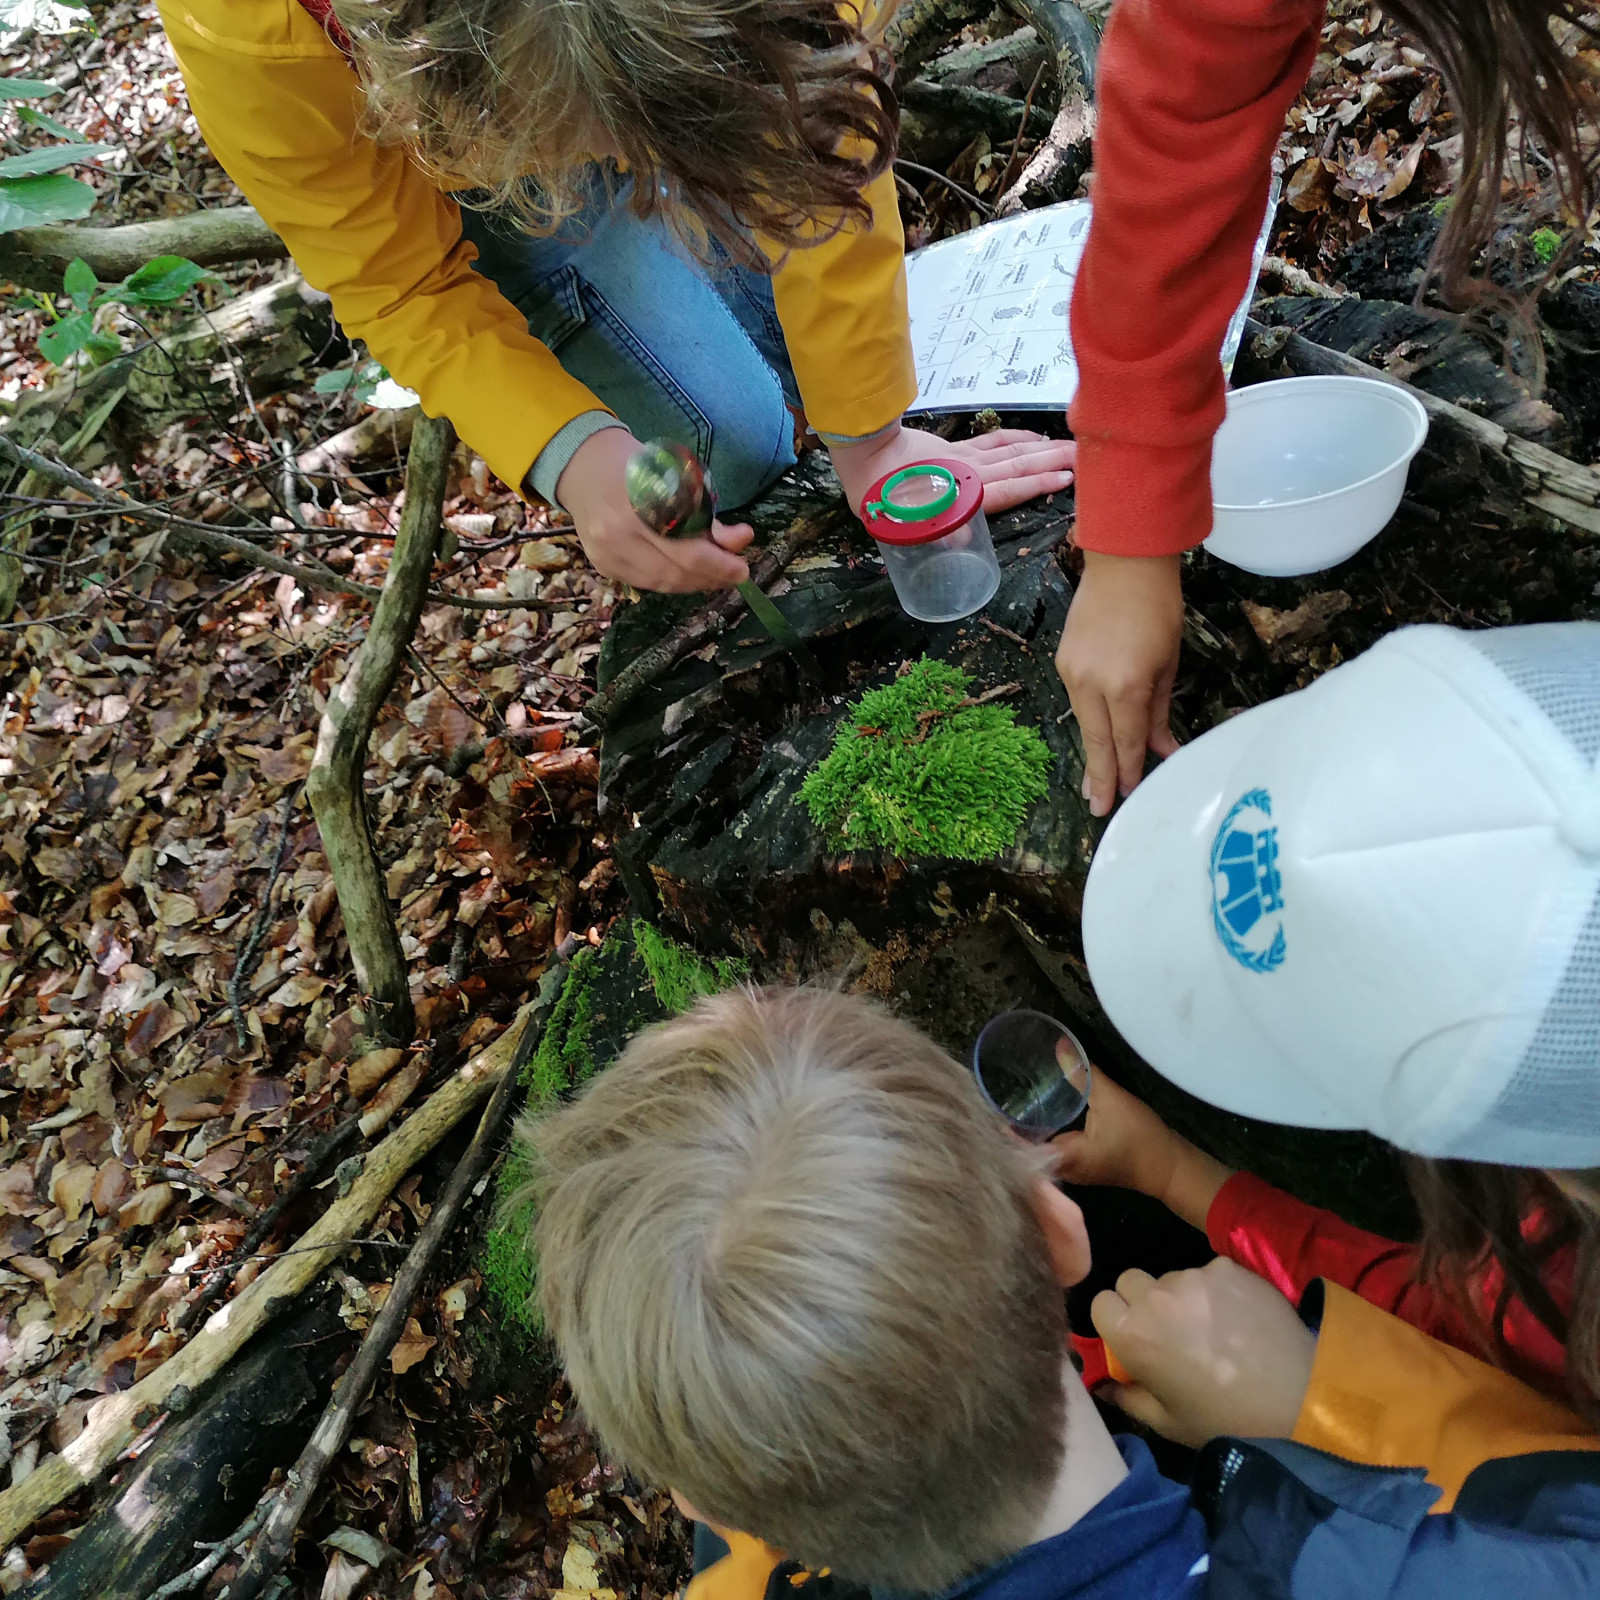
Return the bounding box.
[523,986,1068,1592]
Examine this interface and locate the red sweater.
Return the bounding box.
[1209,1171,1575,1400]
[1068,0,1326,555]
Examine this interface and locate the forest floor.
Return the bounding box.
[1,0,1598,1596]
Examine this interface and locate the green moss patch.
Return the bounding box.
[797,659,1052,861]
[482,922,748,1336]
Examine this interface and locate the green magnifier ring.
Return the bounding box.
[865,463,960,521]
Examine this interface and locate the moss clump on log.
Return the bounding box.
[796,659,1051,861]
[483,923,747,1334]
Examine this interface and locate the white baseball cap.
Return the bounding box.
[1082,622,1600,1167]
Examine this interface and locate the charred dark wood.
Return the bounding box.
[26,1298,346,1600]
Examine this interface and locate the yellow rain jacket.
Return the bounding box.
[155,0,917,496]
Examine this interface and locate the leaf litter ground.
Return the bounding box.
[2,0,1600,1596]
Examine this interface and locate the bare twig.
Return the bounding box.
[584,505,844,727]
[894,160,994,217]
[0,435,560,612]
[139,1167,263,1221]
[222,971,560,1600]
[909,681,1022,741]
[171,1112,366,1335]
[995,61,1050,199]
[145,1493,274,1600]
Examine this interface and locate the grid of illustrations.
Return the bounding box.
[905,202,1092,414]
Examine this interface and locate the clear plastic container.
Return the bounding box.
[859,459,1001,622]
[970,1009,1092,1141]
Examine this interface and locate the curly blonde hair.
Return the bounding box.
[329,0,899,262]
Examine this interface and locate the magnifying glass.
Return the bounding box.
[971,1009,1091,1141]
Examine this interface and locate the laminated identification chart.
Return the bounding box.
[905,186,1277,414]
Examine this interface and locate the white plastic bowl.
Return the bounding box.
[1206,374,1429,577]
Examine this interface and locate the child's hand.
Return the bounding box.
[1050,1061,1234,1229]
[558,429,754,592]
[829,422,1076,520]
[1050,1058,1184,1197]
[1089,1259,1316,1448]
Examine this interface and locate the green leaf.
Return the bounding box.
[37,307,93,364]
[0,76,60,99]
[0,141,116,179]
[83,329,122,364]
[62,254,95,308]
[0,172,96,232]
[18,104,84,139]
[115,253,209,304]
[313,359,386,395]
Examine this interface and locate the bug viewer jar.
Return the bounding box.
[859,459,1001,623]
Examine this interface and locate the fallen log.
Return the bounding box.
[0,1005,536,1552]
[994,0,1099,214]
[27,1297,346,1600]
[1241,315,1600,536]
[0,205,287,294]
[297,404,420,480]
[898,78,1054,169]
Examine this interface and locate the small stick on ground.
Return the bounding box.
[172,1112,365,1335]
[222,970,559,1600]
[586,506,844,728]
[139,1168,263,1221]
[910,681,1022,741]
[146,1493,274,1600]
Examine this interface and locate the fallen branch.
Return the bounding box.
[585,505,842,728]
[307,413,455,1047]
[994,0,1098,215]
[222,968,556,1600]
[0,205,287,294]
[886,0,998,78]
[296,405,419,479]
[1243,318,1600,537]
[0,1004,536,1551]
[0,432,561,612]
[1258,255,1351,300]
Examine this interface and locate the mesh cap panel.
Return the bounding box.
[1463,625,1600,1153]
[1465,622,1600,761]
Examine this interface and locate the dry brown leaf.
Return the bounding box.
[389,1316,436,1375]
[126,1000,186,1059]
[269,972,328,1008]
[153,890,198,928]
[117,1183,177,1230]
[320,1550,372,1600]
[359,1054,427,1137]
[160,1066,239,1126]
[48,1159,97,1224]
[91,1159,132,1218]
[46,1256,109,1340]
[193,867,235,918]
[349,1047,406,1099]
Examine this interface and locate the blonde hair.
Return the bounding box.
[519,986,1068,1591]
[328,0,898,264]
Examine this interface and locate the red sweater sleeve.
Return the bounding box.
[1067,0,1325,556]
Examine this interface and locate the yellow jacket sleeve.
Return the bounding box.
[761,166,917,440]
[1293,1281,1600,1511]
[684,1532,785,1600]
[156,0,610,493]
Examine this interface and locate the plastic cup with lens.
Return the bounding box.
[971,1010,1091,1141]
[859,458,1001,623]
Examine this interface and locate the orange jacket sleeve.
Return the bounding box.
[1067,0,1324,555]
[157,0,611,495]
[1292,1282,1599,1512]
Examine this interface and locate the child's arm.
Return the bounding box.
[1050,1063,1235,1230]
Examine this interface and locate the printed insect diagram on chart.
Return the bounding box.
[906,189,1278,415]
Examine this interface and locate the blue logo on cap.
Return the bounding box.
[1211,788,1285,973]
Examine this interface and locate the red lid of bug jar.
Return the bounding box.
[858,459,999,623]
[859,459,983,544]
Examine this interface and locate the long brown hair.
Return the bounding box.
[328,0,898,263]
[1407,1156,1600,1423]
[1380,0,1600,293]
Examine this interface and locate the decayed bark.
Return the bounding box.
[0,205,287,293]
[1243,317,1600,536]
[297,403,420,480]
[30,1300,345,1600]
[993,0,1099,215]
[0,1006,535,1553]
[886,0,999,79]
[306,412,456,1046]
